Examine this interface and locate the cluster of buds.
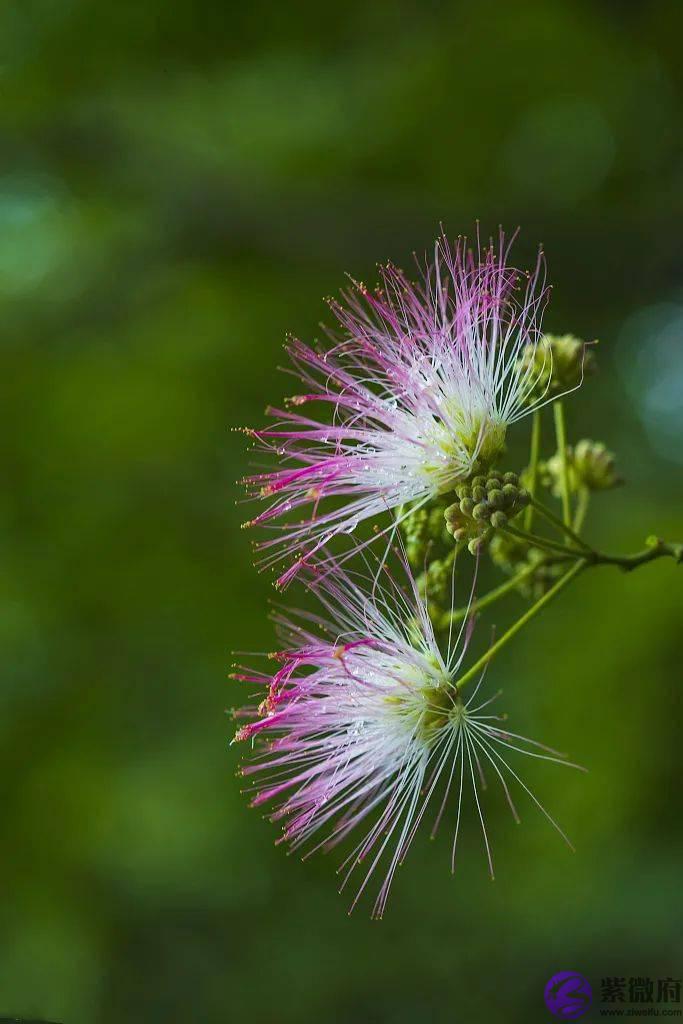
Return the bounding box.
[445,472,530,554]
[416,548,456,610]
[488,531,530,575]
[517,333,596,403]
[543,439,621,495]
[401,503,450,568]
[488,535,565,599]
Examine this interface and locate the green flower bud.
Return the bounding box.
[572,439,621,491]
[468,536,488,555]
[400,500,450,565]
[445,470,531,555]
[416,551,458,609]
[444,502,461,535]
[516,333,597,404]
[544,439,620,495]
[489,532,529,574]
[489,532,564,599]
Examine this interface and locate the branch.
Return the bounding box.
[584,536,683,572]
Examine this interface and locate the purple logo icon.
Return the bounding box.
[544,972,592,1018]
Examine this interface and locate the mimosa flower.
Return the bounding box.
[232,556,580,917]
[243,230,554,587]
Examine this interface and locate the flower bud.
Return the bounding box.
[444,469,532,554]
[572,439,621,491]
[400,502,450,566]
[468,535,489,555]
[416,553,456,607]
[444,502,461,535]
[543,439,620,495]
[516,333,596,403]
[489,532,529,574]
[489,533,565,599]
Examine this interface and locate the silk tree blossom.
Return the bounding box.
[232,556,581,918]
[243,230,555,587]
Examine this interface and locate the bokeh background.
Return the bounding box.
[1,1,682,1021]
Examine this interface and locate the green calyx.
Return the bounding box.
[419,683,460,739]
[457,418,507,470]
[445,471,530,554]
[384,670,463,741]
[517,333,596,404]
[396,682,465,742]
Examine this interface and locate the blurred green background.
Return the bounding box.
[1,1,682,1021]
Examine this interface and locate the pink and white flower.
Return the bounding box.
[243,230,552,586]
[232,556,580,918]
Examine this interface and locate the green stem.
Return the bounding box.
[529,496,591,551]
[442,563,537,626]
[453,560,585,692]
[573,488,590,535]
[524,410,541,532]
[584,537,683,572]
[553,400,572,535]
[502,523,583,560]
